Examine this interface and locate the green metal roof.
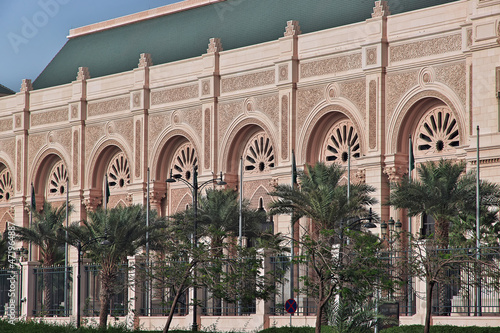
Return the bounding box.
[33,0,460,90]
[0,84,15,95]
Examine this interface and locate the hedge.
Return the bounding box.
[380,325,500,333]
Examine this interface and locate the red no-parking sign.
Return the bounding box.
[285,298,297,314]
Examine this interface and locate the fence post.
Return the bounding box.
[127,255,145,329]
[21,261,39,318]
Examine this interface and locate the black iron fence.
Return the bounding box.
[33,266,72,316]
[83,264,128,317]
[0,268,22,317]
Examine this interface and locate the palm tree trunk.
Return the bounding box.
[42,269,54,316]
[99,291,110,329]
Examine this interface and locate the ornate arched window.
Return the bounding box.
[107,152,130,190]
[414,106,459,156]
[0,168,13,202]
[171,142,198,181]
[243,132,275,173]
[47,160,68,196]
[321,119,360,165]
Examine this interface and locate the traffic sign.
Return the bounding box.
[285,298,297,314]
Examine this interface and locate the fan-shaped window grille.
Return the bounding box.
[243,132,274,173]
[0,168,13,202]
[48,161,68,196]
[107,152,130,190]
[171,143,198,181]
[414,106,459,155]
[321,119,360,164]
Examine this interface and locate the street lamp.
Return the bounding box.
[166,165,226,331]
[76,236,111,328]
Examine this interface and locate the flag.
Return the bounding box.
[31,182,36,211]
[409,135,415,174]
[292,149,297,186]
[104,175,110,208]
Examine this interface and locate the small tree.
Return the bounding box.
[67,204,165,329]
[269,162,388,333]
[15,201,71,315]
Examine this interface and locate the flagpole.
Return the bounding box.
[290,150,296,302]
[239,156,243,247]
[64,178,69,316]
[146,168,150,316]
[476,125,481,316]
[408,135,414,315]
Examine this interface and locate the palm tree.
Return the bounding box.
[0,229,9,268]
[269,162,378,333]
[67,204,165,329]
[388,158,500,333]
[15,201,71,315]
[388,159,500,248]
[171,188,266,315]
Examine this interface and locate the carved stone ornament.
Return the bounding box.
[149,190,166,204]
[138,53,152,68]
[20,79,32,92]
[383,165,407,183]
[372,1,390,18]
[76,67,90,81]
[0,168,13,202]
[355,169,366,184]
[284,20,301,37]
[83,196,102,211]
[207,38,223,53]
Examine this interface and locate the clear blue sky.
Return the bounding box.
[0,0,180,92]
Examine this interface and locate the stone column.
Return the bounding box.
[20,260,39,318]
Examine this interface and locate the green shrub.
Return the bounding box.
[380,325,500,333]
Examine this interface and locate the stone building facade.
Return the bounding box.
[1,0,500,329]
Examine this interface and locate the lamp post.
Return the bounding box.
[166,165,226,331]
[76,236,111,328]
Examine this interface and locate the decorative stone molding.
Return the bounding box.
[255,94,279,125]
[390,34,461,63]
[281,95,289,160]
[207,38,223,53]
[221,70,275,93]
[88,97,130,117]
[372,1,390,18]
[20,79,32,92]
[244,98,255,113]
[383,165,407,183]
[204,108,211,170]
[135,119,141,178]
[467,28,473,47]
[76,67,90,81]
[321,118,361,165]
[201,79,211,95]
[366,47,378,65]
[47,161,68,197]
[151,85,198,105]
[418,67,435,87]
[325,83,340,102]
[470,157,500,165]
[132,92,141,108]
[435,62,466,104]
[386,70,419,120]
[138,53,152,68]
[340,80,366,119]
[300,53,362,78]
[31,108,69,127]
[279,65,288,82]
[284,20,301,37]
[369,80,377,150]
[0,118,12,132]
[149,190,166,204]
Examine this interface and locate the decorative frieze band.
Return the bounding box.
[88,97,130,117]
[390,34,461,63]
[300,53,362,79]
[30,108,68,127]
[151,84,199,105]
[0,118,12,132]
[221,70,275,93]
